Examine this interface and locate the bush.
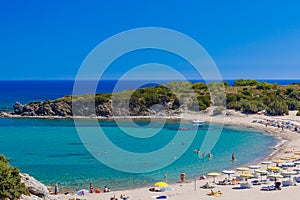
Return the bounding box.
[297,111,300,116]
[0,154,29,199]
[213,106,225,115]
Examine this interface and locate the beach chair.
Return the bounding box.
[261,185,276,191]
[240,182,252,189]
[282,180,293,187]
[293,176,300,183]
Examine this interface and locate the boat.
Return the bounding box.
[192,120,205,126]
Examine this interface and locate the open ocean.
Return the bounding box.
[0,80,295,190]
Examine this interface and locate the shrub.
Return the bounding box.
[213,106,225,115]
[297,111,300,116]
[0,154,29,199]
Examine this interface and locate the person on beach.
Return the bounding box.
[54,182,59,195]
[89,183,94,193]
[164,173,167,182]
[180,171,185,182]
[200,174,206,180]
[231,153,235,161]
[104,186,110,192]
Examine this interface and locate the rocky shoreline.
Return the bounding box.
[20,173,57,200]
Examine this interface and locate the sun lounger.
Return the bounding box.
[282,181,293,187]
[240,182,252,189]
[261,185,276,191]
[294,177,300,183]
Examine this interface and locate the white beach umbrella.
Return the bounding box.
[222,170,235,179]
[293,161,300,168]
[281,171,297,182]
[249,165,261,173]
[236,167,249,174]
[282,162,295,168]
[293,168,300,174]
[261,161,272,168]
[255,170,268,181]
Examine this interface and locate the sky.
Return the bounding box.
[1,0,300,80]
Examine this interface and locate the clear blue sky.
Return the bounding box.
[1,0,300,80]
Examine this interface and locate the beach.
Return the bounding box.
[54,109,300,200]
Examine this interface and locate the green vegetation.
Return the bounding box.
[0,154,29,200]
[53,79,300,116]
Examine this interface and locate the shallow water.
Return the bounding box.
[0,117,275,190]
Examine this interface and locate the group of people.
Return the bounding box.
[193,149,213,158]
[110,194,128,200]
[89,183,111,193]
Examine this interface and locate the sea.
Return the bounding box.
[0,79,297,190]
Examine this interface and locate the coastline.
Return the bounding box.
[55,110,300,200]
[3,109,300,199]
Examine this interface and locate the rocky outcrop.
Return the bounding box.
[20,173,58,200]
[12,98,182,117]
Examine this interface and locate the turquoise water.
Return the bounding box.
[0,118,275,190]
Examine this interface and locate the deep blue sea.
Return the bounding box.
[0,80,294,190]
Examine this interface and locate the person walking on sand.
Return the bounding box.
[180,171,185,182]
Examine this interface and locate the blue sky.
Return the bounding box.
[1,0,300,80]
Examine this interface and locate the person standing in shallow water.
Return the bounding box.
[232,153,235,161]
[180,171,185,182]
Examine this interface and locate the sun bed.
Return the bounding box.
[294,177,300,183]
[240,182,252,189]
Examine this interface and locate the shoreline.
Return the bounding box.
[55,110,300,199]
[3,109,300,199]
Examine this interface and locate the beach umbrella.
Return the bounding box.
[155,182,168,187]
[77,189,89,196]
[281,157,293,161]
[261,161,272,168]
[282,162,295,168]
[236,167,249,174]
[293,168,300,174]
[289,155,300,160]
[267,166,282,172]
[248,165,261,173]
[272,160,283,165]
[294,151,300,155]
[207,172,221,183]
[293,161,300,168]
[222,170,235,179]
[240,173,254,178]
[281,171,297,182]
[269,174,283,182]
[255,170,268,181]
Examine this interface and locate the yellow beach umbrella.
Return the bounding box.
[236,167,249,173]
[294,151,300,155]
[272,159,283,164]
[240,173,254,178]
[268,166,282,171]
[281,157,293,161]
[207,172,221,183]
[289,155,300,159]
[155,182,168,187]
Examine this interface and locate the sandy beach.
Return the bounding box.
[53,109,300,200]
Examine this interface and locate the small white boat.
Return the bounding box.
[192,120,205,126]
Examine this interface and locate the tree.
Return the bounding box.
[0,154,29,200]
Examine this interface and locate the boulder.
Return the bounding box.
[13,102,24,114]
[20,173,52,199]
